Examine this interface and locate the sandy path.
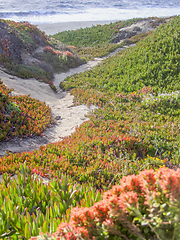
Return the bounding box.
[0,18,167,156]
[0,27,133,157]
[0,58,106,156]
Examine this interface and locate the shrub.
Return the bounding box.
[52,168,180,240]
[0,80,52,141]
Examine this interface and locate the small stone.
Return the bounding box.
[55,116,61,120]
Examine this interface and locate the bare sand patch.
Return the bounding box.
[0,40,132,156]
[0,18,158,156]
[0,58,103,156]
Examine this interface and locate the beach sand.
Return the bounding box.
[0,58,102,156]
[1,19,118,156]
[1,20,115,156]
[0,18,157,156]
[1,17,160,156]
[37,20,117,35]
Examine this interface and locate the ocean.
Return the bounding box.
[0,0,180,24]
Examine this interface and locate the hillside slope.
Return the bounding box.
[0,16,179,240]
[61,16,180,99]
[0,20,85,90]
[52,17,169,60]
[0,79,52,141]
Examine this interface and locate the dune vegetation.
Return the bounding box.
[0,16,180,239]
[0,80,52,141]
[52,17,168,60]
[0,20,85,91]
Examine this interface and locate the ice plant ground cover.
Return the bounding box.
[52,17,168,60]
[41,167,180,240]
[0,20,85,91]
[0,80,52,141]
[60,16,180,97]
[0,16,180,239]
[0,164,102,239]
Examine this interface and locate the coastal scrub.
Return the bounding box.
[0,80,52,141]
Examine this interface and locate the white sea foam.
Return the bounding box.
[0,0,180,24]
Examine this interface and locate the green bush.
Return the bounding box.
[61,16,180,95]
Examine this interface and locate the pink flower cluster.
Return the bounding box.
[138,86,153,95]
[67,46,76,49]
[43,46,63,56]
[63,50,73,57]
[32,167,46,177]
[116,91,141,103]
[53,167,180,239]
[43,47,73,57]
[0,38,11,57]
[116,87,153,103]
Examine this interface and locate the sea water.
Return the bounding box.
[0,0,180,24]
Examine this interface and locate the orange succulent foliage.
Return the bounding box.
[0,80,52,141]
[63,50,73,57]
[52,167,180,239]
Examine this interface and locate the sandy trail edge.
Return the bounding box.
[1,17,153,157]
[0,19,160,183]
[0,56,114,183]
[0,62,98,156]
[0,18,159,156]
[0,41,130,157]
